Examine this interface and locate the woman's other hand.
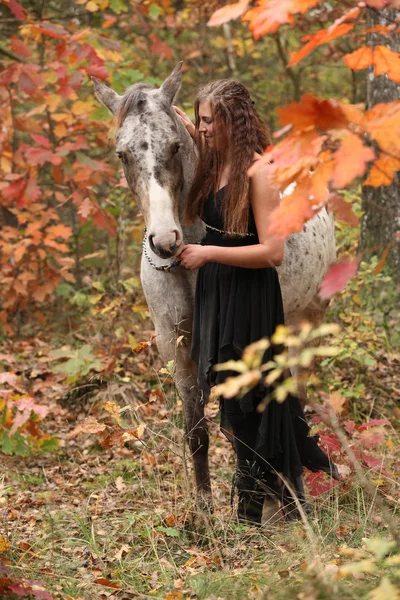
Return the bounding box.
[173,106,196,138]
[179,244,209,270]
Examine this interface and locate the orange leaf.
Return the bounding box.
[363,154,400,187]
[277,94,349,131]
[373,243,392,275]
[363,100,400,156]
[74,416,107,435]
[289,23,354,66]
[373,45,400,84]
[338,102,365,127]
[94,578,122,589]
[102,14,117,28]
[326,393,347,415]
[243,0,320,39]
[327,193,359,226]
[268,188,314,238]
[332,134,375,189]
[343,46,373,70]
[319,257,358,299]
[268,160,332,238]
[91,204,117,237]
[208,1,250,26]
[249,130,326,189]
[32,282,57,302]
[47,224,72,239]
[289,7,360,66]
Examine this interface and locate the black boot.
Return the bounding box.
[281,475,312,521]
[234,460,264,525]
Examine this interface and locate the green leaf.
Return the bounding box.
[13,433,30,457]
[56,282,74,297]
[148,4,162,18]
[39,437,59,453]
[109,0,127,14]
[54,358,83,376]
[156,526,180,538]
[0,433,14,455]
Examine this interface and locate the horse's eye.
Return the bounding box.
[116,151,128,165]
[172,142,181,155]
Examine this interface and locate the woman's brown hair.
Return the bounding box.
[185,80,271,236]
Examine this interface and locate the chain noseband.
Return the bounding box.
[142,229,182,273]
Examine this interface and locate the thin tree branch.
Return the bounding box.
[273,31,302,101]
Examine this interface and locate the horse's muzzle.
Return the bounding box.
[148,230,181,259]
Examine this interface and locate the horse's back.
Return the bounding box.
[278,209,335,325]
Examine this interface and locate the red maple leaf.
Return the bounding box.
[319,257,359,299]
[8,0,28,20]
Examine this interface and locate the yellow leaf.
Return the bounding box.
[339,559,377,577]
[271,325,290,345]
[103,400,122,424]
[368,576,400,600]
[54,122,67,138]
[71,100,96,116]
[0,535,10,552]
[86,0,99,11]
[136,422,146,438]
[46,94,62,112]
[1,155,12,173]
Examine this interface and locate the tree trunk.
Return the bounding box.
[360,7,400,279]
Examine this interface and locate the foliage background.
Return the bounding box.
[0,1,399,599]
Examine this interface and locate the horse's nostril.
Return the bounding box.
[172,229,181,245]
[148,233,155,250]
[169,242,177,252]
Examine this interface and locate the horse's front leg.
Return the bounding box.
[155,325,213,511]
[174,348,213,511]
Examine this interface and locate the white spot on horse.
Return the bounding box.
[144,128,180,251]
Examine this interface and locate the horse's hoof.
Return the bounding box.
[197,494,214,514]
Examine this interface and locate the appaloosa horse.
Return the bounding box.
[93,63,336,507]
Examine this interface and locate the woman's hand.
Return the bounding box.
[179,244,210,270]
[173,106,196,138]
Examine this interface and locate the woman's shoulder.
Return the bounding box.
[250,153,273,185]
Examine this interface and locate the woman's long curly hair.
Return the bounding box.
[185,80,271,236]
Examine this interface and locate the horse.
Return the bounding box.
[93,63,336,508]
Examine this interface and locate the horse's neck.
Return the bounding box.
[177,126,203,243]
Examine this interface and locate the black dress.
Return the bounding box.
[191,187,338,520]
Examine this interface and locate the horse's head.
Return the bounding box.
[93,63,194,259]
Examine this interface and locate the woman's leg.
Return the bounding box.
[222,398,266,523]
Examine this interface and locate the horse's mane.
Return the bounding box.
[116,83,155,126]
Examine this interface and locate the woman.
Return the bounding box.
[175,80,338,524]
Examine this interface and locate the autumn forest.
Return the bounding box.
[0,0,399,599]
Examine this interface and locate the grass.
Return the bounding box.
[1,219,399,598]
[2,385,399,599]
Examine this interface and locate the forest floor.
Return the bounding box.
[1,251,400,600]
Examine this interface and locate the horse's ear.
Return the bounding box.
[92,77,122,115]
[160,61,183,105]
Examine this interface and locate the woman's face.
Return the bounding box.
[198,101,218,149]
